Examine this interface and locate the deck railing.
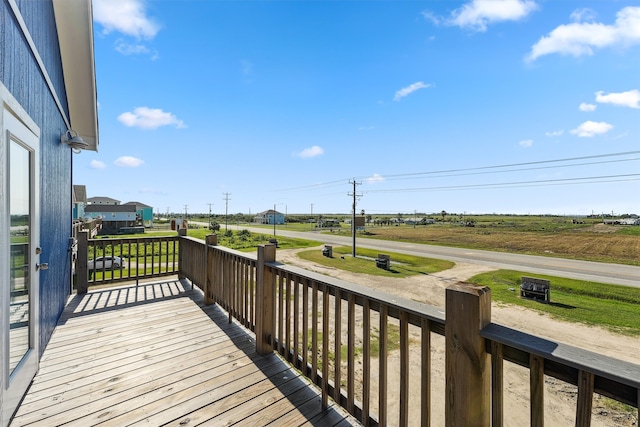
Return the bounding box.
[139,234,640,425]
[75,230,179,293]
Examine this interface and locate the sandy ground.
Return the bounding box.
[277,246,639,426]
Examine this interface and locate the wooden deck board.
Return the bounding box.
[10,279,360,427]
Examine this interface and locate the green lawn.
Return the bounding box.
[467,270,640,336]
[297,246,454,278]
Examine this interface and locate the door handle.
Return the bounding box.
[37,263,49,271]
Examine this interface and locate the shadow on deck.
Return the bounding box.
[11,278,359,426]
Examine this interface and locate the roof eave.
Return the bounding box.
[53,0,99,152]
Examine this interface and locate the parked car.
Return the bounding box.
[88,256,126,270]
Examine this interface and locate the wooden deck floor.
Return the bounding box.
[11,279,360,426]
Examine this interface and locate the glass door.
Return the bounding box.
[2,110,40,426]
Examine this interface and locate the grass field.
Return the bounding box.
[194,214,639,265]
[342,222,640,266]
[468,269,640,336]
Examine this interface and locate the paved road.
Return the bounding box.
[199,223,640,288]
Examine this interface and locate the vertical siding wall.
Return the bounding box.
[1,0,73,355]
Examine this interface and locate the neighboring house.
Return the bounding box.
[87,196,120,206]
[84,205,138,235]
[72,185,88,220]
[254,209,285,225]
[123,201,154,227]
[0,1,98,424]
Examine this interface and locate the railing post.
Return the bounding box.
[76,230,89,294]
[204,234,217,305]
[255,244,276,355]
[177,228,187,279]
[445,282,491,427]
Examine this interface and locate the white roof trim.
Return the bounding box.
[53,0,99,151]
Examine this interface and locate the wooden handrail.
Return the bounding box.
[76,232,179,293]
[482,322,640,426]
[174,235,640,427]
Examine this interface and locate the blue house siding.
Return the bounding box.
[1,0,73,355]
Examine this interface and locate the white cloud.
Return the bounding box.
[545,129,564,137]
[519,139,533,147]
[366,173,385,183]
[114,156,145,167]
[437,0,538,32]
[115,40,150,55]
[394,82,431,101]
[595,89,640,109]
[118,107,185,130]
[579,102,597,112]
[93,0,160,39]
[570,8,596,23]
[90,160,106,169]
[422,11,443,26]
[527,6,640,61]
[570,121,613,137]
[296,145,324,158]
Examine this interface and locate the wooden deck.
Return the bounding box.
[11,279,360,426]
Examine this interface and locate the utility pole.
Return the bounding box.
[184,205,188,219]
[222,193,231,230]
[207,203,214,230]
[348,179,362,257]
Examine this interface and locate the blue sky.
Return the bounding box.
[75,0,640,216]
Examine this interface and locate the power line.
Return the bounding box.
[274,150,640,192]
[377,151,640,180]
[276,179,349,193]
[367,173,640,193]
[378,157,640,183]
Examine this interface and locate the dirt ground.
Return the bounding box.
[277,246,640,426]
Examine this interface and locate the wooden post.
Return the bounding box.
[204,234,217,305]
[445,282,491,427]
[491,341,504,427]
[530,354,545,427]
[575,370,594,427]
[177,228,187,279]
[255,244,276,355]
[76,230,89,294]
